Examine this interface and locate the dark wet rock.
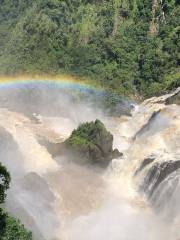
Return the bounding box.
[112,148,123,159]
[134,156,155,176]
[141,160,180,198]
[133,110,161,140]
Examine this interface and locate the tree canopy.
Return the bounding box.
[0,0,179,97]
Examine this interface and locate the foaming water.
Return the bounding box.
[0,81,179,239]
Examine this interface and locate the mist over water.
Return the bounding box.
[0,82,179,240]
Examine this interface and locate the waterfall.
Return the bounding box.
[0,84,179,240]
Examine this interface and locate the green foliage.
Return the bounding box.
[0,210,32,240]
[0,0,179,97]
[0,163,10,204]
[0,162,32,240]
[66,119,106,147]
[0,213,32,240]
[0,208,6,236]
[66,135,89,147]
[164,71,180,90]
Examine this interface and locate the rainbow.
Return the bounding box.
[0,75,132,116]
[0,75,103,94]
[0,74,131,104]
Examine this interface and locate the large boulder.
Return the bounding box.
[39,119,122,166]
[64,119,122,166]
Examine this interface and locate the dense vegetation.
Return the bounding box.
[0,0,179,97]
[66,120,109,147]
[0,163,32,240]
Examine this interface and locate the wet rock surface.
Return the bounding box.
[134,156,156,176]
[141,160,180,198]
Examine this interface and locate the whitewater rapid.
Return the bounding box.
[0,85,179,240]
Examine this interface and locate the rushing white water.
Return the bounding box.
[0,85,179,240]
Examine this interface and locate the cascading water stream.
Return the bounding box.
[0,81,179,240]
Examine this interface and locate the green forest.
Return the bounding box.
[0,0,179,97]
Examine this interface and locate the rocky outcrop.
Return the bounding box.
[165,87,180,105]
[42,120,122,166]
[143,87,180,106]
[64,119,122,166]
